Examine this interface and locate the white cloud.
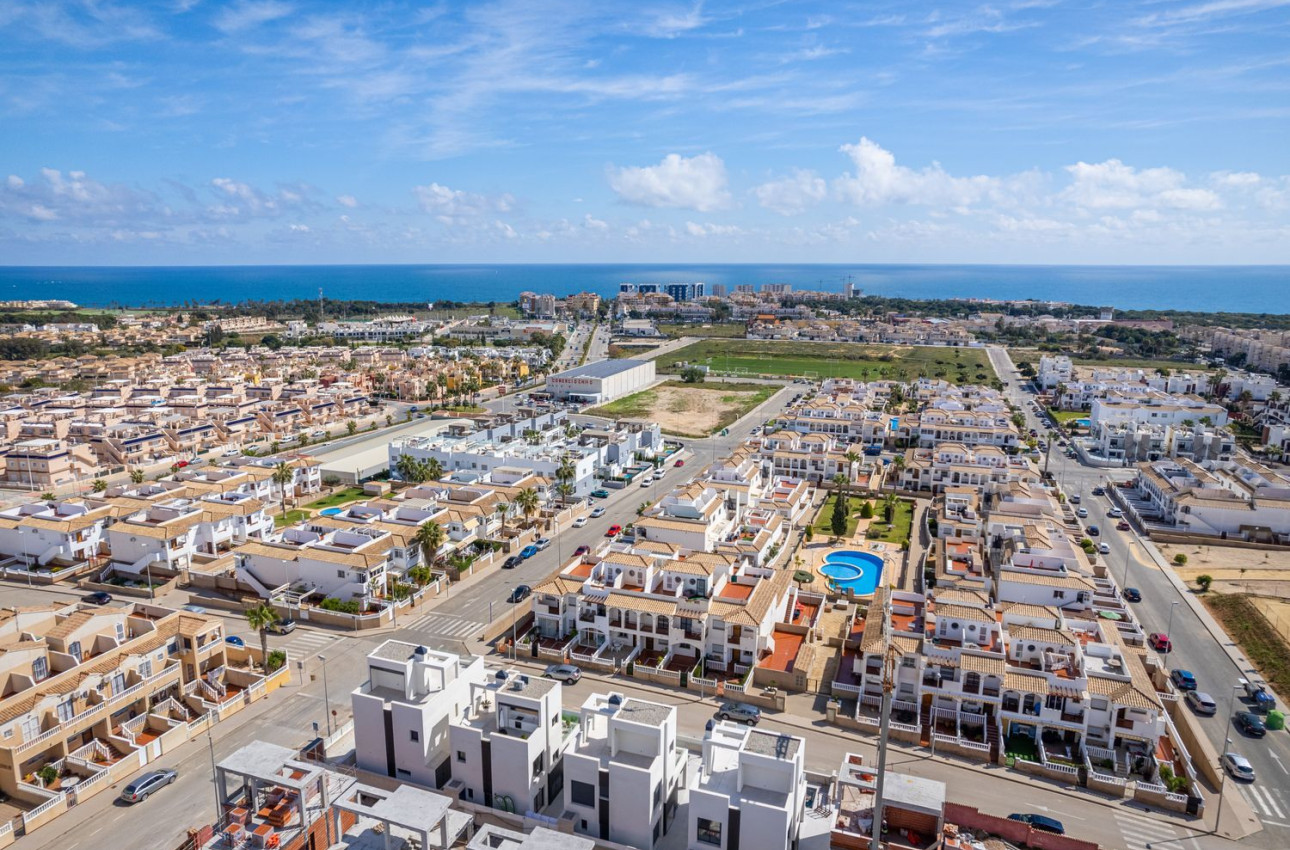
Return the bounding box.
[214,0,293,33]
[1211,171,1262,188]
[336,194,359,208]
[685,221,743,237]
[583,214,609,231]
[833,137,1004,208]
[413,182,515,225]
[608,152,730,212]
[209,177,320,217]
[1062,159,1221,210]
[753,169,827,215]
[641,3,707,38]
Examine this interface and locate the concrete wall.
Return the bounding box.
[944,803,1100,850]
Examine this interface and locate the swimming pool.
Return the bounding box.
[319,507,343,516]
[1075,418,1091,427]
[820,550,885,596]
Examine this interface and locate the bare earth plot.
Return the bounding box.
[1159,541,1290,596]
[586,381,777,438]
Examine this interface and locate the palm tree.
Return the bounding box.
[495,500,510,533]
[396,454,425,484]
[556,482,574,505]
[245,602,279,672]
[129,468,146,484]
[423,457,444,482]
[91,479,107,493]
[516,487,541,527]
[881,492,900,524]
[40,491,56,502]
[415,521,445,569]
[270,461,294,515]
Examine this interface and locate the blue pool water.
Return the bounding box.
[319,507,342,516]
[820,551,885,596]
[1075,418,1091,427]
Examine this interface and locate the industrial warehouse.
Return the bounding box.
[545,358,656,403]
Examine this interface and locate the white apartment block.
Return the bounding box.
[563,692,687,849]
[352,641,487,787]
[448,668,571,815]
[1090,392,1228,430]
[0,498,113,568]
[917,407,1018,450]
[686,723,807,850]
[235,522,393,600]
[1086,421,1234,466]
[898,443,1038,494]
[1132,458,1290,540]
[1037,355,1072,389]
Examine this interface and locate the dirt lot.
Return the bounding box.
[1160,541,1290,595]
[1249,596,1290,645]
[586,381,776,438]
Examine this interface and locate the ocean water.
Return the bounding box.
[0,264,1286,313]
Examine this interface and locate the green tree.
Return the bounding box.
[407,564,433,586]
[244,602,279,672]
[91,478,107,493]
[346,420,357,436]
[680,365,706,383]
[830,492,849,538]
[271,461,294,516]
[881,493,900,523]
[516,487,541,526]
[129,468,146,484]
[396,453,427,484]
[1173,553,1188,565]
[40,491,56,502]
[1195,574,1213,593]
[415,521,445,569]
[860,501,875,519]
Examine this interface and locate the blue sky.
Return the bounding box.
[1,0,1289,265]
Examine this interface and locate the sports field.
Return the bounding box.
[656,340,995,384]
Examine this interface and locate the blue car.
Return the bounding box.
[1170,669,1197,691]
[225,635,245,648]
[520,545,539,559]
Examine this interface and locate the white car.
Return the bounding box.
[572,516,588,528]
[1107,508,1124,518]
[1223,752,1255,781]
[640,477,651,487]
[1098,542,1111,554]
[1076,507,1089,518]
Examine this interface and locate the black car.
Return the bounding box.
[1086,525,1100,536]
[1007,814,1064,835]
[1123,587,1142,603]
[502,555,522,569]
[1236,711,1267,737]
[1092,486,1106,496]
[508,585,531,604]
[84,590,113,605]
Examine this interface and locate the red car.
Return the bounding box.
[674,459,685,467]
[1116,520,1131,531]
[606,524,622,537]
[574,545,590,556]
[1148,632,1173,652]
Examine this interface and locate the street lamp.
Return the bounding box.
[1166,601,1180,644]
[317,653,333,737]
[1215,681,1243,835]
[510,585,519,661]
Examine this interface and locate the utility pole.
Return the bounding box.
[872,590,895,850]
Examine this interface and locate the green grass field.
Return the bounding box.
[811,493,860,538]
[1048,408,1086,424]
[657,339,994,384]
[304,486,367,510]
[867,498,914,545]
[274,509,310,528]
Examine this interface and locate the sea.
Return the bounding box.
[1,264,1287,313]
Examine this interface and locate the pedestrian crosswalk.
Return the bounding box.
[277,629,340,658]
[1112,808,1201,850]
[403,611,485,638]
[1240,783,1290,824]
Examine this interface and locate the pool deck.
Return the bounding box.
[799,532,896,598]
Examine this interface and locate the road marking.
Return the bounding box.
[405,612,484,637]
[1270,751,1288,774]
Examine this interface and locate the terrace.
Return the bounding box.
[761,628,807,673]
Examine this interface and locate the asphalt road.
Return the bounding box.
[988,345,1290,846]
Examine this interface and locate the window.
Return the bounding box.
[653,781,661,808]
[570,780,596,807]
[68,641,82,659]
[337,570,346,578]
[57,698,75,722]
[139,659,152,679]
[32,656,48,681]
[532,754,543,776]
[410,730,419,742]
[115,623,126,641]
[697,818,722,846]
[457,750,466,763]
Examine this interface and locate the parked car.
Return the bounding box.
[182,604,208,614]
[590,489,610,499]
[1107,507,1124,518]
[1086,525,1100,536]
[520,545,539,559]
[502,555,522,569]
[1185,691,1218,716]
[640,477,652,488]
[543,664,582,684]
[572,516,588,528]
[1069,494,1081,504]
[535,537,551,550]
[1098,542,1111,554]
[1076,507,1089,518]
[225,635,246,648]
[84,590,113,605]
[1223,752,1256,781]
[653,470,666,480]
[1236,711,1267,737]
[590,506,606,518]
[716,702,761,725]
[1148,632,1173,652]
[120,769,178,803]
[1170,669,1197,691]
[674,460,685,467]
[266,619,296,635]
[1116,520,1132,531]
[574,545,590,556]
[606,524,622,537]
[508,585,531,604]
[1092,486,1106,496]
[1006,814,1065,835]
[1123,587,1142,602]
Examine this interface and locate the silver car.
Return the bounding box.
[1185,690,1217,716]
[120,768,178,803]
[717,702,761,725]
[1223,752,1255,781]
[543,664,582,684]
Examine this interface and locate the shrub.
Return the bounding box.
[1195,574,1213,593]
[319,597,361,614]
[1173,553,1188,565]
[37,764,58,786]
[793,570,814,584]
[860,501,874,519]
[266,650,287,672]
